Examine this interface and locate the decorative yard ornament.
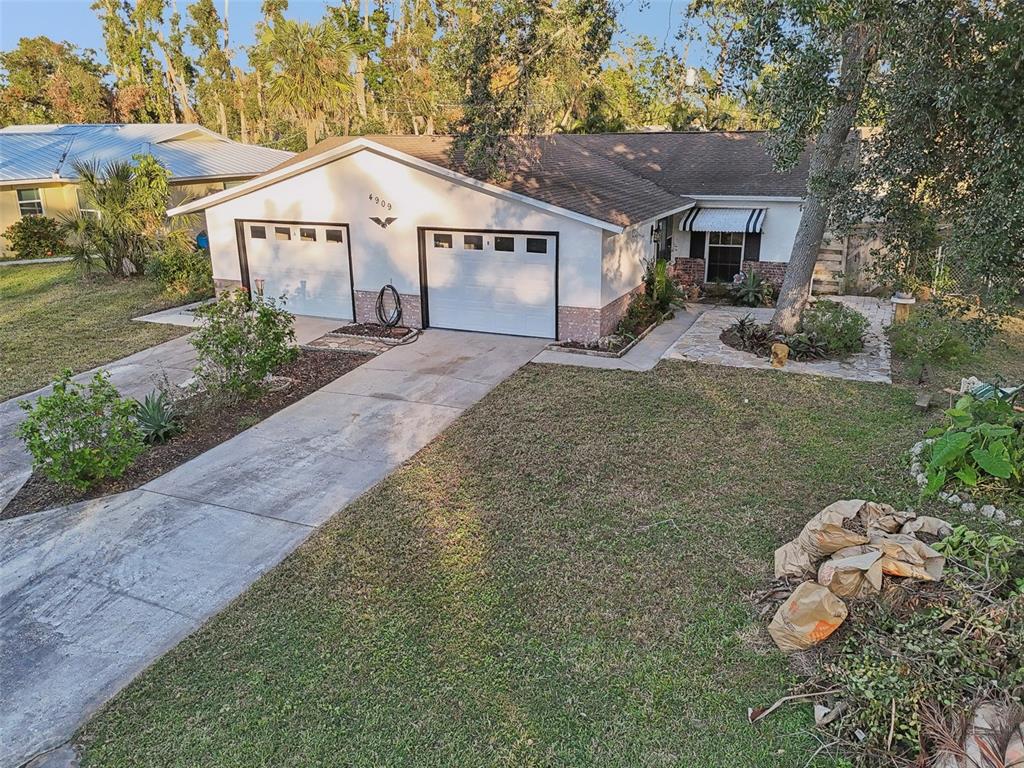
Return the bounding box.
[370,216,397,229]
[770,342,789,368]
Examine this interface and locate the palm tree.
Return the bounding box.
[260,19,354,149]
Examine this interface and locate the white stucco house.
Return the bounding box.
[169,132,811,342]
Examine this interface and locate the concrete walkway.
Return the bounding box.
[0,316,340,511]
[531,307,702,371]
[663,296,893,384]
[0,330,546,768]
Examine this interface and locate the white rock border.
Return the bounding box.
[909,439,1021,527]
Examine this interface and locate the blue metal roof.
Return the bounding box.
[0,124,292,184]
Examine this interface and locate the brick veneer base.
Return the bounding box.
[558,284,645,342]
[354,289,423,328]
[214,278,243,294]
[670,258,788,287]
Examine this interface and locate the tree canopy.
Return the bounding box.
[1,0,762,155]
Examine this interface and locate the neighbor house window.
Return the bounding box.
[274,226,291,241]
[250,225,267,239]
[526,237,548,254]
[494,236,515,252]
[705,231,744,282]
[433,233,452,248]
[17,188,43,217]
[76,188,100,220]
[463,234,483,250]
[325,229,344,243]
[299,228,316,242]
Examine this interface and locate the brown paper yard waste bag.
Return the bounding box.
[817,546,884,599]
[775,500,873,577]
[869,534,945,581]
[768,581,848,652]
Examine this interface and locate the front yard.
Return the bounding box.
[0,263,189,401]
[78,360,936,767]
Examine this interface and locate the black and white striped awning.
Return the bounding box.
[679,207,766,234]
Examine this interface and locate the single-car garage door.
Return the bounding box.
[241,221,354,320]
[424,230,556,338]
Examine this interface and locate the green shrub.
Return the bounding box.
[190,289,297,400]
[801,300,869,355]
[16,370,145,490]
[617,292,660,337]
[135,390,181,444]
[888,304,970,381]
[922,394,1023,498]
[730,272,774,307]
[2,216,67,260]
[148,240,214,299]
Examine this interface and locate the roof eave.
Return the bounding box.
[167,138,627,233]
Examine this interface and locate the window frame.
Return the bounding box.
[703,230,746,283]
[17,188,44,217]
[299,227,317,242]
[325,228,345,244]
[525,237,548,254]
[462,234,484,251]
[494,235,515,252]
[432,233,453,249]
[274,226,291,241]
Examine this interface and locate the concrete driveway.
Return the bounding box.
[0,330,545,768]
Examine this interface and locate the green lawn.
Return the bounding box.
[0,262,189,401]
[78,361,941,767]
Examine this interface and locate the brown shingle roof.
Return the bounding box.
[269,132,810,227]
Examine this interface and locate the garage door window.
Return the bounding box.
[275,227,291,241]
[326,229,344,243]
[300,228,316,242]
[250,225,267,239]
[494,236,515,252]
[463,235,483,250]
[433,233,452,248]
[526,237,548,254]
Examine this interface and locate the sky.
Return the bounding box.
[0,0,710,68]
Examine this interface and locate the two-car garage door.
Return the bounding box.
[242,221,354,320]
[424,230,556,338]
[239,222,556,338]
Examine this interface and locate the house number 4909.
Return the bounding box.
[368,193,393,211]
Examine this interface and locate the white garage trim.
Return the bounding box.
[234,218,356,320]
[418,227,559,339]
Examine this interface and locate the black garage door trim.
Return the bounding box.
[233,218,356,320]
[416,226,560,339]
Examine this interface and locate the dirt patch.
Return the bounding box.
[2,349,370,521]
[330,322,411,339]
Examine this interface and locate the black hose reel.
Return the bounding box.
[375,284,403,328]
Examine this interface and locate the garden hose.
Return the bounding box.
[374,284,420,346]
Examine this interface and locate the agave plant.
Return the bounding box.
[730,271,774,307]
[135,391,181,444]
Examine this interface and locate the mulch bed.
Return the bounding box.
[329,322,411,339]
[2,349,369,521]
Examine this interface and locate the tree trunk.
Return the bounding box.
[216,99,229,137]
[305,119,317,150]
[771,22,877,334]
[157,31,198,123]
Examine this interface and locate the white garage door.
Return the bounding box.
[242,221,353,320]
[424,230,557,338]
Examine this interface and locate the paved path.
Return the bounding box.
[0,330,545,768]
[531,307,702,371]
[0,316,340,511]
[662,296,892,384]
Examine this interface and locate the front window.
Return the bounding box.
[705,231,745,282]
[76,188,100,220]
[17,188,43,217]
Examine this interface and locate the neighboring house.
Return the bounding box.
[169,132,819,343]
[0,123,293,256]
